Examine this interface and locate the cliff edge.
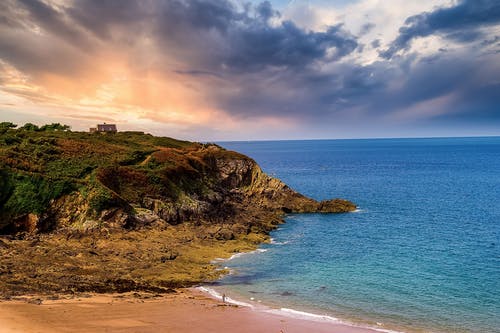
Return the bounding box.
[0,127,355,296]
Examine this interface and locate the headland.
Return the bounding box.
[0,127,354,299]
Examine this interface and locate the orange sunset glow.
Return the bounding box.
[1,0,499,140]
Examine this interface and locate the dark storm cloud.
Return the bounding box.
[67,0,151,40]
[155,0,243,39]
[364,52,500,126]
[381,0,500,59]
[0,0,499,132]
[3,0,358,73]
[215,45,499,124]
[256,1,280,22]
[16,0,92,48]
[222,22,358,71]
[214,59,394,118]
[153,0,358,72]
[0,0,98,78]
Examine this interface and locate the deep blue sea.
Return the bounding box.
[216,138,500,333]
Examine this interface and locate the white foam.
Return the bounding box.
[266,308,403,333]
[266,307,340,323]
[270,238,290,245]
[227,252,245,260]
[197,286,406,333]
[210,257,227,264]
[196,286,254,308]
[226,248,267,261]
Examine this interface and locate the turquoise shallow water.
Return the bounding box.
[217,138,500,333]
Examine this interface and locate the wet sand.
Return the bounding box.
[0,289,379,333]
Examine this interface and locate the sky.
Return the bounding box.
[0,0,499,141]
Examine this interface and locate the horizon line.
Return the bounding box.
[215,135,500,143]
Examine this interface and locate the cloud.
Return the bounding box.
[0,0,359,97]
[221,22,358,71]
[371,39,381,48]
[0,0,499,140]
[67,0,150,40]
[256,1,280,22]
[380,0,500,59]
[151,0,358,73]
[16,0,94,49]
[359,22,375,35]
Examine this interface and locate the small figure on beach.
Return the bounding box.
[222,293,226,303]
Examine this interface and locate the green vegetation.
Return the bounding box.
[2,173,74,216]
[0,123,355,296]
[0,123,198,231]
[0,122,17,135]
[0,123,280,294]
[3,122,70,132]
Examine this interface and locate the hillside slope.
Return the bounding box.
[0,126,355,296]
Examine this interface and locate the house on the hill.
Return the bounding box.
[90,123,117,133]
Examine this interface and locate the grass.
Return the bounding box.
[0,125,255,233]
[0,126,200,230]
[0,123,351,295]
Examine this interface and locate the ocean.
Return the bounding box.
[215,137,500,333]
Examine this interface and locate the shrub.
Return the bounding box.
[89,186,115,213]
[39,123,70,131]
[0,122,17,135]
[19,123,40,131]
[0,169,13,208]
[1,173,76,219]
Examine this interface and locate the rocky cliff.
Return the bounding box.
[0,127,355,296]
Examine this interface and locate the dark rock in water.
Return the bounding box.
[318,199,357,213]
[271,290,295,296]
[280,291,295,296]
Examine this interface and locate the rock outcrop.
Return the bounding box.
[0,129,355,296]
[2,144,354,234]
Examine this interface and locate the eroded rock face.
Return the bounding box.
[240,164,354,214]
[318,199,357,213]
[3,145,355,234]
[0,141,356,295]
[10,213,39,233]
[215,157,254,189]
[136,150,356,229]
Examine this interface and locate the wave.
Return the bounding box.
[197,286,405,333]
[266,308,402,333]
[265,307,340,323]
[210,248,268,264]
[210,257,226,263]
[227,248,267,261]
[270,238,289,245]
[196,286,254,308]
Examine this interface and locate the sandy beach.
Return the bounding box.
[0,289,379,333]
